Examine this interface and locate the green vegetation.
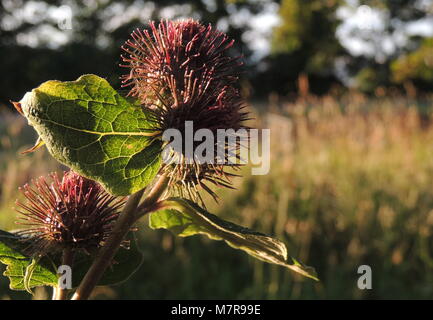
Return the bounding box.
[2,93,433,299]
[391,37,433,85]
[271,0,342,74]
[19,75,161,195]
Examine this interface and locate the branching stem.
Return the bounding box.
[71,174,169,300]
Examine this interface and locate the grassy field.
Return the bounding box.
[2,93,433,299]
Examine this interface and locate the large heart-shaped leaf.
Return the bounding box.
[18,74,162,196]
[0,230,143,292]
[149,198,318,281]
[0,230,57,292]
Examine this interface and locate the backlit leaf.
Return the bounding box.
[149,198,318,281]
[0,230,58,291]
[0,230,143,291]
[18,74,162,196]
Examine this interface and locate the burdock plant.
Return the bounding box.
[0,19,317,300]
[16,171,124,256]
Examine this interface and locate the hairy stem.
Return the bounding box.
[71,189,144,300]
[135,175,169,221]
[54,247,74,300]
[71,174,169,300]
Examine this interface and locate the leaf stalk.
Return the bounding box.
[71,174,169,300]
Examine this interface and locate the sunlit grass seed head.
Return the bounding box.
[121,19,250,203]
[15,171,125,256]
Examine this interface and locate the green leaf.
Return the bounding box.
[0,230,58,291]
[71,232,143,287]
[23,257,40,294]
[18,74,162,196]
[149,198,318,281]
[0,229,143,291]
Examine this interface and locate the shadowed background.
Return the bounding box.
[1,0,433,299]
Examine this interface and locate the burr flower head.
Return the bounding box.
[121,19,249,203]
[121,19,247,132]
[15,171,125,256]
[121,19,241,105]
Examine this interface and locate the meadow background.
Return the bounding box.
[1,0,433,299]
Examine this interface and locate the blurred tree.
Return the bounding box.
[0,0,270,105]
[346,0,433,93]
[264,0,344,95]
[2,0,433,102]
[391,37,433,90]
[363,0,429,22]
[354,65,388,93]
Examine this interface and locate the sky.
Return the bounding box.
[336,0,433,63]
[2,0,433,62]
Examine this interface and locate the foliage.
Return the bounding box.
[150,198,317,280]
[1,0,433,102]
[271,0,343,74]
[354,66,390,94]
[342,0,432,92]
[391,38,433,85]
[0,230,57,292]
[0,18,317,296]
[18,74,162,195]
[0,0,264,105]
[0,229,143,292]
[3,95,433,299]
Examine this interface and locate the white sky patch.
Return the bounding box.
[336,3,394,62]
[101,1,156,32]
[338,4,386,31]
[1,14,20,31]
[414,0,433,12]
[15,0,49,25]
[337,0,433,62]
[8,1,72,48]
[159,4,195,20]
[101,1,197,32]
[202,0,217,13]
[407,16,433,36]
[227,1,279,61]
[17,24,69,48]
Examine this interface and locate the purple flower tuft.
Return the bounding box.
[121,19,250,203]
[15,171,125,256]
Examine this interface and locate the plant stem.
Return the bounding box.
[71,174,169,300]
[135,175,169,220]
[71,189,144,300]
[54,247,73,300]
